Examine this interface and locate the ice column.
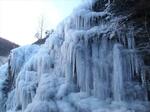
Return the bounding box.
[113,43,124,101]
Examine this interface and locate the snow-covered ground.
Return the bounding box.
[0,0,149,112]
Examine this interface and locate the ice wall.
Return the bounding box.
[0,0,149,112]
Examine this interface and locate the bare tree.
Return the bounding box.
[34,16,55,40]
[35,16,45,40]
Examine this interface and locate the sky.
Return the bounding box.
[0,0,82,45]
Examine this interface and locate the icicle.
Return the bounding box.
[75,44,86,91]
[113,43,124,101]
[92,38,100,97]
[84,37,93,95]
[127,28,135,49]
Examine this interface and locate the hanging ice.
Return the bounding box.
[113,44,124,101]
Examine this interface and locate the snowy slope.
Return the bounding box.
[0,0,150,112]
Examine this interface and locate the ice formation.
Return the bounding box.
[0,0,149,112]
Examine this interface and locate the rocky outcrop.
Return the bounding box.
[92,0,150,100]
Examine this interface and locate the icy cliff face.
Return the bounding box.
[0,0,150,112]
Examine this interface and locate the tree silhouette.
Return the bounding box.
[35,16,45,40]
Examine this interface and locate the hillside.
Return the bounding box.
[0,0,150,112]
[0,37,19,56]
[0,37,19,66]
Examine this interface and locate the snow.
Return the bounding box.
[56,100,76,112]
[0,0,149,112]
[0,56,8,66]
[25,101,57,112]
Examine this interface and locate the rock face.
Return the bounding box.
[0,0,150,112]
[107,0,150,101]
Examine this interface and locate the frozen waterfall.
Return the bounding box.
[0,0,149,112]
